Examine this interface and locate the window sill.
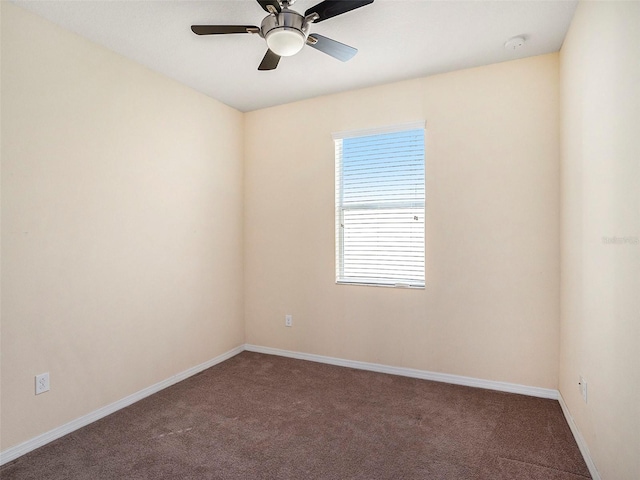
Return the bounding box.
[336,280,425,289]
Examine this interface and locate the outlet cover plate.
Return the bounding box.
[579,375,587,403]
[35,373,50,395]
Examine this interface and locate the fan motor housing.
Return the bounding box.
[260,9,309,39]
[261,9,310,56]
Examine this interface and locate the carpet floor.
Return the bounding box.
[1,352,591,479]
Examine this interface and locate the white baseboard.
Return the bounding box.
[0,345,244,466]
[558,393,601,480]
[244,344,559,400]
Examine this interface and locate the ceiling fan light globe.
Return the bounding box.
[265,28,305,57]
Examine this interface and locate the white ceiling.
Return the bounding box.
[12,0,578,112]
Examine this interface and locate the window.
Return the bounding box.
[334,123,425,288]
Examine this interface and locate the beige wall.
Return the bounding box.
[13,3,639,474]
[244,54,561,389]
[1,3,244,450]
[559,1,640,479]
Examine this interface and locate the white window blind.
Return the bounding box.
[334,123,425,287]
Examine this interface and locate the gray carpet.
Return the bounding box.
[1,352,591,479]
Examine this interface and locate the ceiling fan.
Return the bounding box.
[191,0,374,71]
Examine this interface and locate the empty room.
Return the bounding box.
[1,0,638,479]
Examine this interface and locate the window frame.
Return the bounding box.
[333,121,426,289]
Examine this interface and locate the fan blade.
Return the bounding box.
[307,34,357,62]
[258,50,281,70]
[305,0,373,23]
[256,0,281,14]
[191,25,260,35]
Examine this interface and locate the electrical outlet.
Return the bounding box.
[35,373,50,395]
[578,376,587,403]
[285,314,293,327]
